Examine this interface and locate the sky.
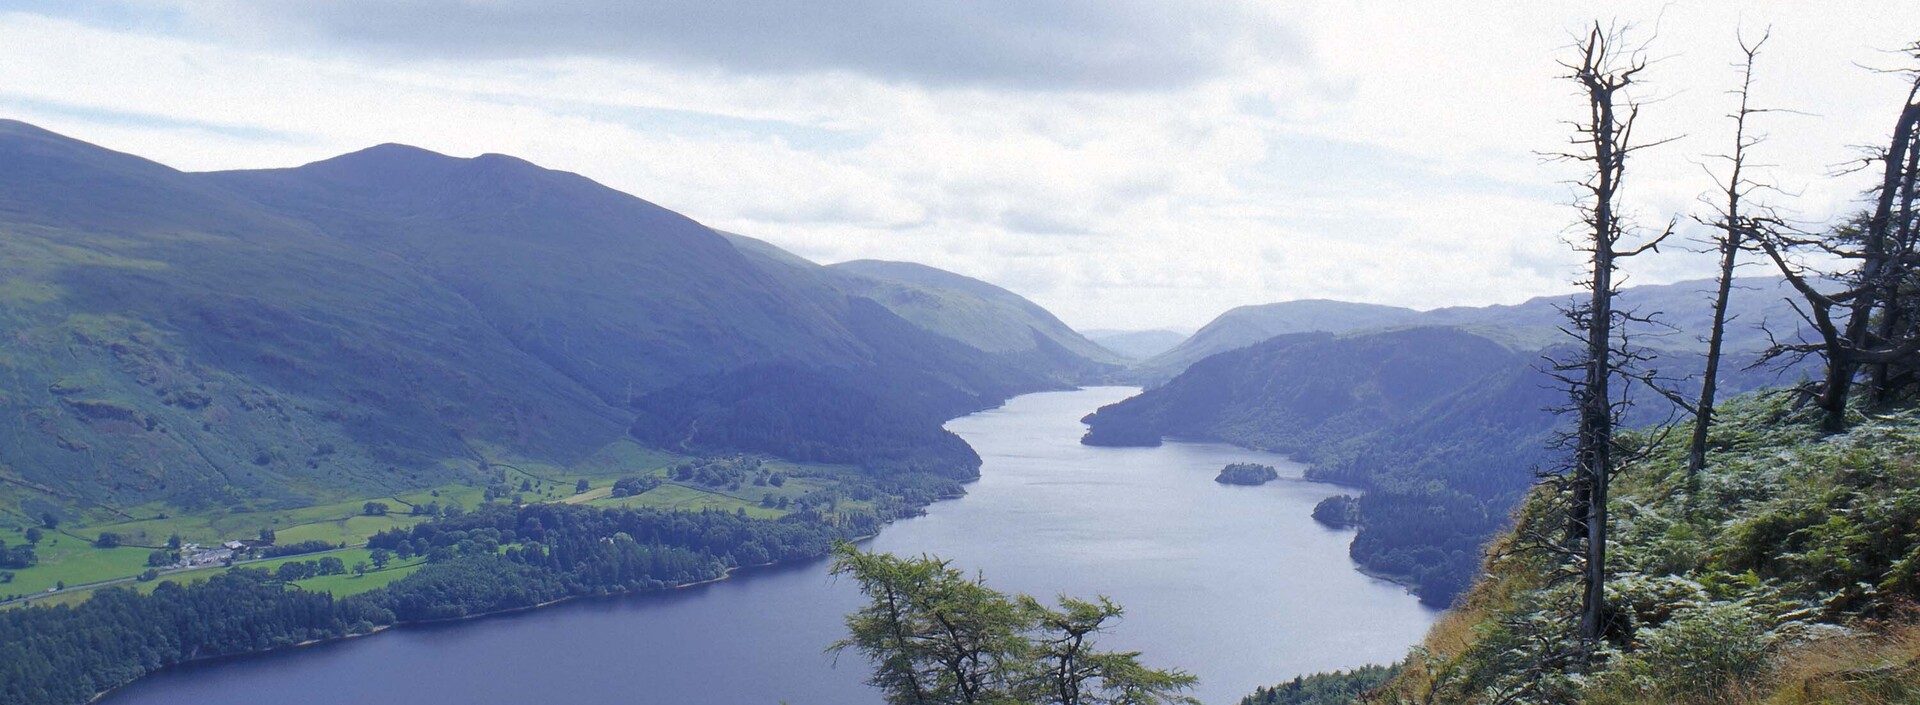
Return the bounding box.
[1,2,1917,332]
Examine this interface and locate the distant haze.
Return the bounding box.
[4,2,1917,330]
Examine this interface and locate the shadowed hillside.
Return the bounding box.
[0,120,1093,523]
[1084,322,1806,603]
[1127,300,1419,384]
[1131,277,1810,385]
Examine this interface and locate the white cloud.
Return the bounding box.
[1,3,1917,331]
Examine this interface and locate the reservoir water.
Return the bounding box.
[103,387,1438,705]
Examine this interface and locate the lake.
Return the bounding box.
[103,386,1437,705]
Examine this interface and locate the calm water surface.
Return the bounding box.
[105,387,1437,705]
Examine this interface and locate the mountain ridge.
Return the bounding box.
[0,121,1113,521]
[1128,275,1811,385]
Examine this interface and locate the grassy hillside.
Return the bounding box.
[713,239,1125,383]
[830,259,1127,374]
[1328,394,1920,705]
[207,146,873,401]
[0,120,629,523]
[0,120,1095,557]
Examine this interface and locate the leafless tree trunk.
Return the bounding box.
[1759,48,1920,433]
[1867,91,1920,404]
[1686,32,1771,484]
[1554,23,1673,649]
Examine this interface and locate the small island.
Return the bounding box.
[1311,495,1360,528]
[1214,463,1280,486]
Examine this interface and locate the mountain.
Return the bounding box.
[826,260,1125,380]
[1083,329,1189,360]
[1128,277,1809,384]
[1419,275,1812,353]
[1082,317,1806,603]
[1084,328,1530,451]
[1127,300,1419,384]
[0,121,629,517]
[718,235,1124,383]
[0,120,1075,522]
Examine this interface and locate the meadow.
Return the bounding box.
[1,439,857,608]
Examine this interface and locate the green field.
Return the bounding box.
[0,442,870,610]
[5,545,430,608]
[0,527,154,597]
[293,563,425,597]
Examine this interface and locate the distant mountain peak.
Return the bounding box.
[295,141,463,178]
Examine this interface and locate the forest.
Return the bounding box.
[1215,463,1280,486]
[0,502,876,705]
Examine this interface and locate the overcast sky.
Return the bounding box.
[3,2,1917,331]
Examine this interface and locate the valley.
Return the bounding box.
[95,387,1437,705]
[0,119,1851,704]
[8,5,1920,704]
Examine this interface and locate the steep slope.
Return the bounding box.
[1083,329,1189,361]
[1129,300,1419,384]
[1338,397,1920,705]
[0,120,627,516]
[827,259,1127,382]
[0,121,1071,522]
[1084,328,1526,451]
[208,143,1075,478]
[205,145,867,401]
[716,234,1124,385]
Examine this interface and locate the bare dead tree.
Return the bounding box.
[1550,22,1676,650]
[1868,57,1920,404]
[1758,43,1920,433]
[1685,31,1773,484]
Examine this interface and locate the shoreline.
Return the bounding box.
[80,384,1387,704]
[1146,433,1424,600]
[81,522,897,704]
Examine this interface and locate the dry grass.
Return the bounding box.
[1364,528,1556,704]
[1738,621,1920,705]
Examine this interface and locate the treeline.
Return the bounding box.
[1241,664,1395,705]
[364,501,876,577]
[0,502,872,705]
[1216,463,1280,485]
[0,570,389,705]
[258,539,338,559]
[0,539,35,569]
